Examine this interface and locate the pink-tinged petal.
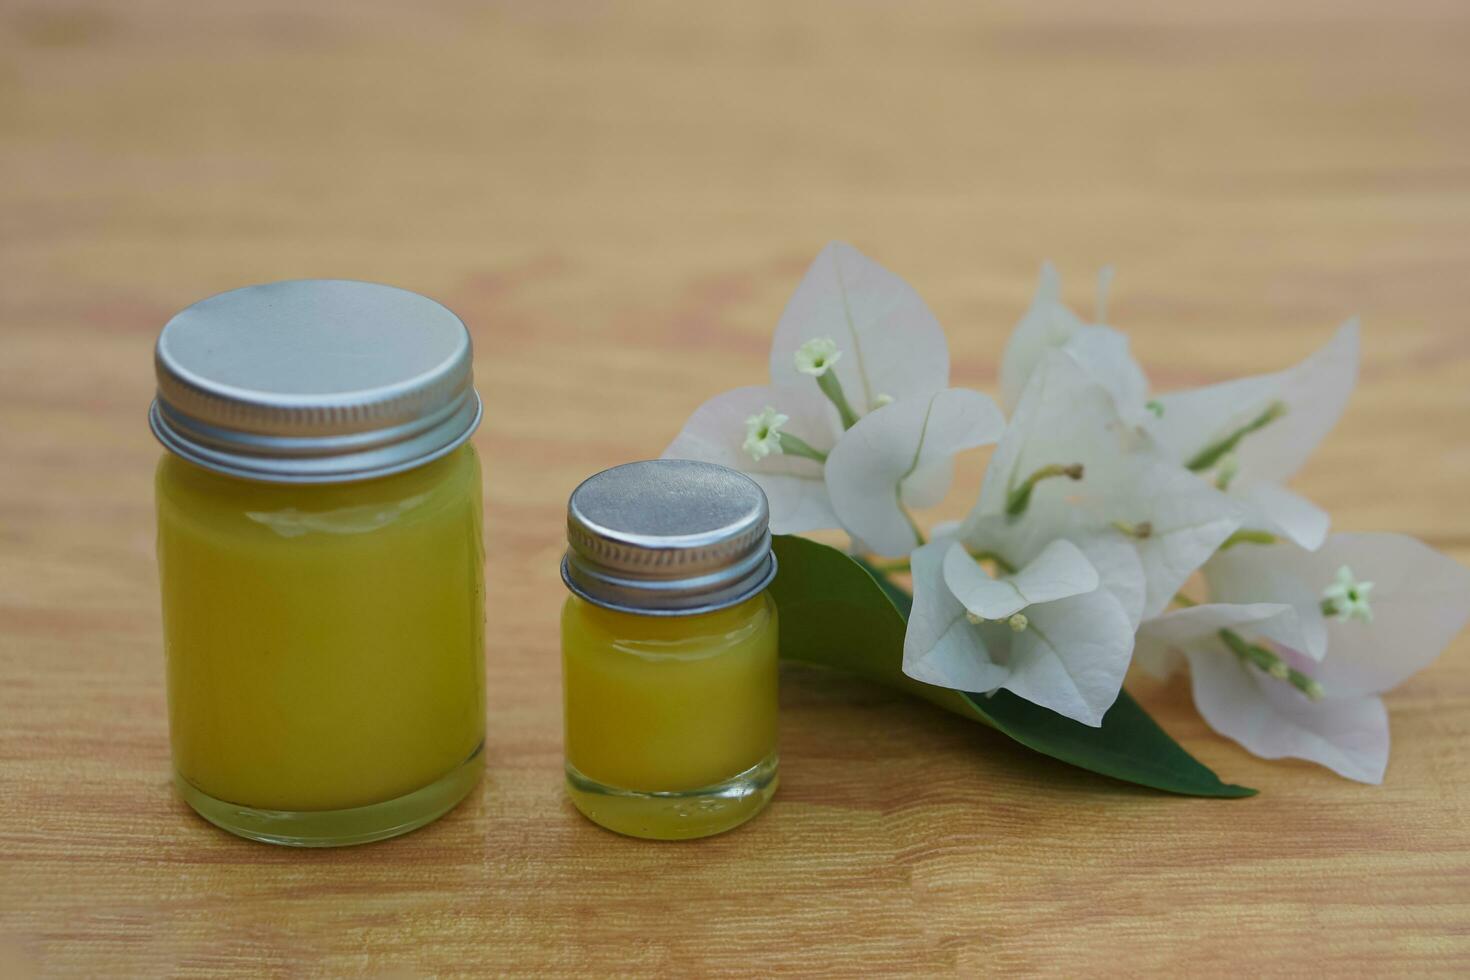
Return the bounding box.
[662,384,838,534]
[1003,587,1135,727]
[999,262,1084,412]
[942,538,1099,620]
[1293,533,1470,697]
[1183,643,1390,784]
[1153,318,1358,485]
[1206,544,1329,660]
[770,241,949,409]
[825,388,1004,557]
[903,539,1009,693]
[1237,483,1330,551]
[1135,602,1301,679]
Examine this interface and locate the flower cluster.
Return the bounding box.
[666,242,1470,783]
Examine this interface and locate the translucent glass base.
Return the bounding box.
[175,742,484,847]
[565,752,778,840]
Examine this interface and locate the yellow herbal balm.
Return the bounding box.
[561,459,779,840]
[150,280,486,847]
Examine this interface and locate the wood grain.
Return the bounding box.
[3,1,1470,975]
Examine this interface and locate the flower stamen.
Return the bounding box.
[1214,453,1240,491]
[1112,519,1153,539]
[1218,529,1279,551]
[1219,628,1324,701]
[794,338,861,429]
[1006,463,1084,519]
[966,548,1019,576]
[1186,400,1288,473]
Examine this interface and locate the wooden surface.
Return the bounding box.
[3,1,1470,975]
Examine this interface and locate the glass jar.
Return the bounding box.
[150,280,486,847]
[560,459,779,840]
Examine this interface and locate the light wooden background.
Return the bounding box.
[3,1,1469,976]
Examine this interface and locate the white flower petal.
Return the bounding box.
[999,262,1083,412]
[770,241,949,408]
[825,388,1004,557]
[1003,587,1136,727]
[942,538,1099,620]
[1271,533,1470,697]
[957,513,1143,629]
[1089,458,1243,618]
[1153,318,1359,486]
[903,538,1009,693]
[1061,326,1151,424]
[1067,531,1148,630]
[1205,544,1330,660]
[1183,642,1389,784]
[662,384,839,534]
[899,457,954,510]
[1236,482,1330,551]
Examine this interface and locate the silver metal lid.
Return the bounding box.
[561,459,777,615]
[149,279,482,483]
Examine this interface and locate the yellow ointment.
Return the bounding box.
[157,447,486,820]
[559,459,781,840]
[149,279,487,846]
[562,592,778,791]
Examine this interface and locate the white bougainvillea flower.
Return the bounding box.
[1150,319,1359,550]
[1132,600,1386,781]
[1139,533,1470,783]
[664,241,1002,553]
[998,262,1149,422]
[904,531,1138,726]
[966,351,1241,616]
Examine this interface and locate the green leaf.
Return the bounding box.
[771,534,1256,798]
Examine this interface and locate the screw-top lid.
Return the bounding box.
[561,459,777,615]
[149,279,482,483]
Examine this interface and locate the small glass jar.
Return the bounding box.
[560,459,779,840]
[150,280,486,847]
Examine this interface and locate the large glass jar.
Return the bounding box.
[150,280,486,846]
[560,459,780,840]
